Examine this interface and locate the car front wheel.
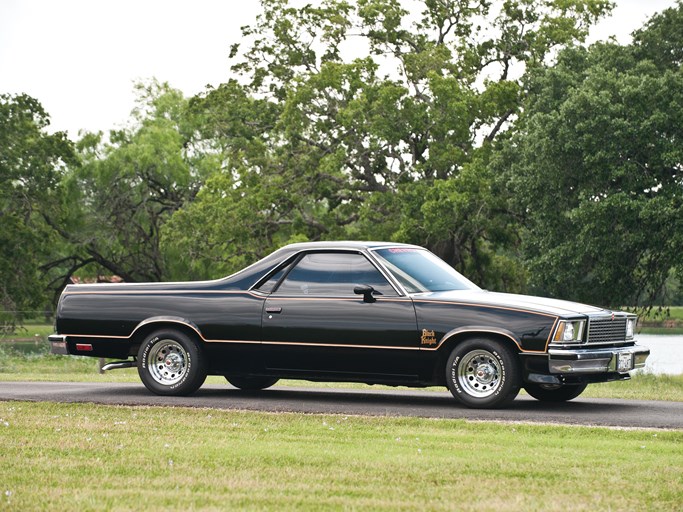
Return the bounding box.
[137,329,207,396]
[523,382,588,402]
[446,338,521,409]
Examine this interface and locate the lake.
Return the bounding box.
[639,334,683,375]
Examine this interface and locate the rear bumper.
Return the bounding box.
[548,344,650,374]
[48,334,69,355]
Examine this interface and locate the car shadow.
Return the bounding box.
[91,383,636,414]
[2,381,672,428]
[192,385,640,421]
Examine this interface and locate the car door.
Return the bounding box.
[260,251,421,379]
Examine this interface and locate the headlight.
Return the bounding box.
[626,317,637,339]
[553,320,586,343]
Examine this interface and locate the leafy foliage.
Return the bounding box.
[5,0,683,315]
[49,81,211,284]
[501,2,683,306]
[0,94,74,327]
[166,0,610,285]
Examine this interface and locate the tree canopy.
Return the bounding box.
[3,0,683,325]
[49,81,214,285]
[0,93,74,327]
[165,0,612,290]
[501,2,683,307]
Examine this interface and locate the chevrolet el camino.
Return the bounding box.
[49,241,650,408]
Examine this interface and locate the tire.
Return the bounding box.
[445,338,521,409]
[225,376,279,390]
[137,329,207,396]
[524,382,588,402]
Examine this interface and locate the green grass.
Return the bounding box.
[581,372,683,401]
[638,306,683,332]
[638,306,683,322]
[0,401,681,511]
[0,323,54,340]
[1,332,681,510]
[639,326,683,335]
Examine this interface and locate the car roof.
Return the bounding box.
[281,241,422,251]
[222,241,425,290]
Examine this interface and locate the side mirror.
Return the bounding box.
[354,284,377,303]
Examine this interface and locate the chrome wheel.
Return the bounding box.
[147,339,188,386]
[138,329,207,396]
[457,349,503,398]
[446,338,521,408]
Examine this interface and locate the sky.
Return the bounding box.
[0,0,679,138]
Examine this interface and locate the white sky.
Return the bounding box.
[0,0,678,138]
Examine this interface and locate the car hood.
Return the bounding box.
[412,289,611,318]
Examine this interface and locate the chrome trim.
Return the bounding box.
[526,373,562,384]
[101,360,137,371]
[48,334,68,355]
[434,326,523,352]
[61,289,264,297]
[249,247,407,297]
[133,316,202,337]
[625,316,637,340]
[548,344,650,374]
[587,315,628,344]
[367,245,428,297]
[261,340,418,351]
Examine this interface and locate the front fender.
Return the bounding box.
[430,326,523,352]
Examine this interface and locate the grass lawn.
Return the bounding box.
[639,306,683,333]
[0,323,54,340]
[0,401,681,511]
[639,306,683,322]
[1,330,682,510]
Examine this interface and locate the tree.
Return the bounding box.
[500,2,683,307]
[169,0,611,287]
[0,94,75,328]
[47,81,211,287]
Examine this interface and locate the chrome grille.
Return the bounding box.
[587,317,627,344]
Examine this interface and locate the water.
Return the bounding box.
[638,334,683,375]
[0,339,49,356]
[2,335,682,374]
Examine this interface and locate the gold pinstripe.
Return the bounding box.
[61,295,559,353]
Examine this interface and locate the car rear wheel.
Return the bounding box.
[523,382,588,402]
[225,376,279,390]
[446,338,521,409]
[137,329,207,396]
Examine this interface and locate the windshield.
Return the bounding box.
[373,248,480,293]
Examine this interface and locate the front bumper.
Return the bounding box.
[548,344,650,374]
[48,334,69,355]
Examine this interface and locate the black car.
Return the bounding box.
[49,241,649,408]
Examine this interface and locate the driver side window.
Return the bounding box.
[274,252,397,297]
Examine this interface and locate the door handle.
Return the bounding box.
[265,307,282,314]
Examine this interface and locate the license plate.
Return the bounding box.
[617,352,633,372]
[49,340,68,355]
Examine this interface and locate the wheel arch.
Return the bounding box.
[433,327,522,384]
[439,326,521,351]
[130,317,204,353]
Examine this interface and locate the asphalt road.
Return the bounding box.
[1,381,681,429]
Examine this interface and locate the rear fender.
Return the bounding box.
[131,316,204,344]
